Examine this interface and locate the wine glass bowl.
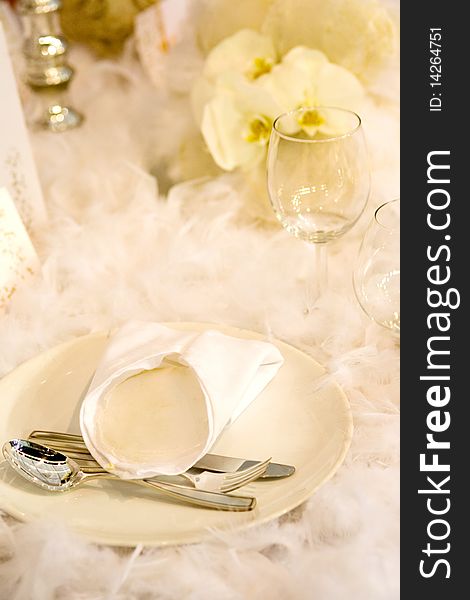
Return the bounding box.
[267,107,369,243]
[353,199,400,334]
[267,106,370,305]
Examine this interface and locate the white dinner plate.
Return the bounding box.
[0,322,353,547]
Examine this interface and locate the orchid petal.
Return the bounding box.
[203,29,277,81]
[201,95,261,171]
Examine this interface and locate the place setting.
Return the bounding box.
[0,320,352,546]
[0,0,399,596]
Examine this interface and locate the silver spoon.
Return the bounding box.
[2,439,256,511]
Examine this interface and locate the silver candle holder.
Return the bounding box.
[18,0,83,132]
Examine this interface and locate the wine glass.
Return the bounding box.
[353,199,400,334]
[267,106,370,310]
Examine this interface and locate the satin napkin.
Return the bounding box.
[80,321,284,478]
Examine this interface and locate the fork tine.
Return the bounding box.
[220,458,271,491]
[224,458,270,478]
[224,458,271,482]
[228,464,268,486]
[223,466,267,487]
[226,463,269,485]
[220,459,271,492]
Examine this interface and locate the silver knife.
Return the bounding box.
[195,453,295,479]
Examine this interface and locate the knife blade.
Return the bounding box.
[194,453,295,479]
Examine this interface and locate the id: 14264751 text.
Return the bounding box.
[429,28,442,112]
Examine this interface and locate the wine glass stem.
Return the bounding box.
[305,243,328,311]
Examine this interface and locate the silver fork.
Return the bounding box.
[28,430,270,494]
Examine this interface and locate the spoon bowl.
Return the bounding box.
[2,438,83,492]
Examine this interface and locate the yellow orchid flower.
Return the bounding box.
[200,73,283,171]
[260,47,364,136]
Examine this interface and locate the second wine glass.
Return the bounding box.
[267,106,370,310]
[353,199,400,335]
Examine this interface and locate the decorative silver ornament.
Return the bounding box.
[18,0,83,132]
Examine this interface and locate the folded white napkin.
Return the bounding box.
[80,321,284,478]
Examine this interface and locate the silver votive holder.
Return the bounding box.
[18,0,83,132]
